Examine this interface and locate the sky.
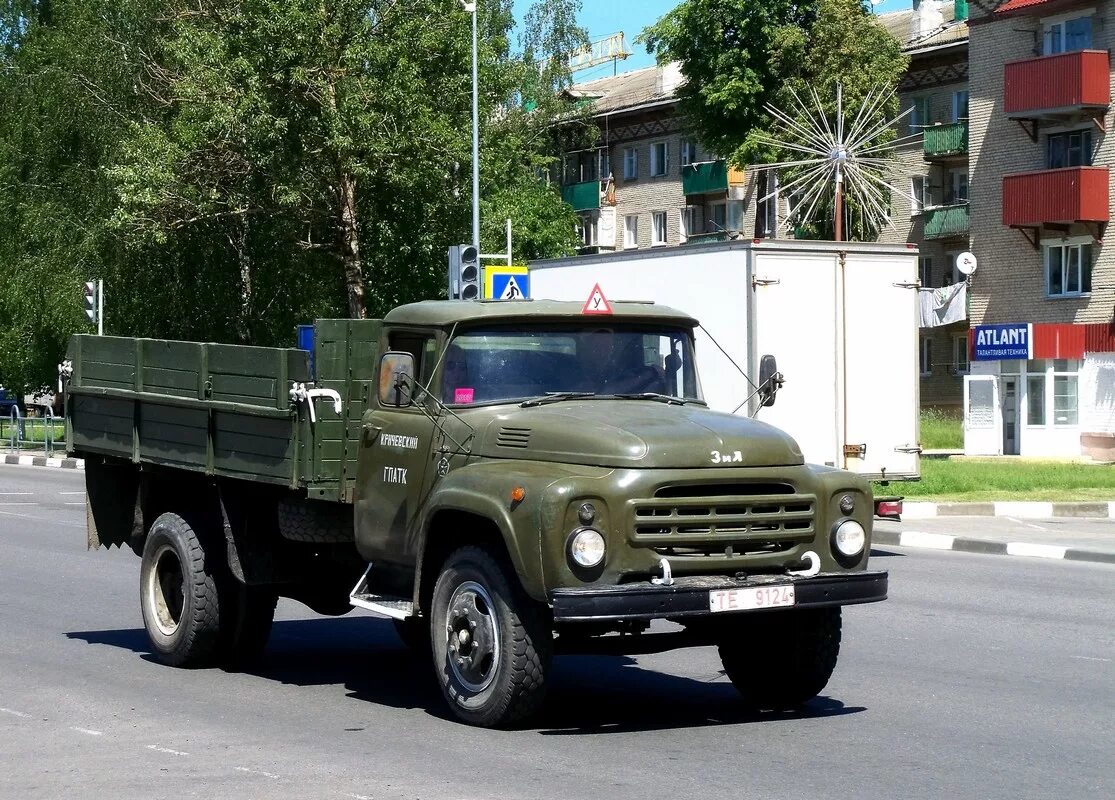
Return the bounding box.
[512,0,917,82]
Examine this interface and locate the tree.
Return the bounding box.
[642,0,908,238]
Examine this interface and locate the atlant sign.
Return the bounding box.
[972,323,1032,361]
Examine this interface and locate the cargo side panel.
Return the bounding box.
[842,254,921,478]
[212,411,295,480]
[137,403,209,467]
[750,253,842,468]
[70,394,135,457]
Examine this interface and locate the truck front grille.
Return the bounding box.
[629,482,815,558]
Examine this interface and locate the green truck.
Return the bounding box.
[66,299,887,727]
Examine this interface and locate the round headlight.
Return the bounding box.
[832,519,866,561]
[569,528,606,568]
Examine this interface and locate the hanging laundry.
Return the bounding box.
[918,281,967,328]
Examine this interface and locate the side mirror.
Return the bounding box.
[378,352,416,408]
[758,354,784,408]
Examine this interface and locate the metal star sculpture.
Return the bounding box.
[753,84,921,241]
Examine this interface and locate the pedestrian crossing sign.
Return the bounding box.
[485,266,531,300]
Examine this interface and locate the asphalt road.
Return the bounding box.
[1,464,1113,800]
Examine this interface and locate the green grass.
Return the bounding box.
[0,419,65,445]
[887,458,1115,501]
[920,408,962,450]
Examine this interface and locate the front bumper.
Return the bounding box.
[550,570,887,622]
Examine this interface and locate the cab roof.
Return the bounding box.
[383,299,698,328]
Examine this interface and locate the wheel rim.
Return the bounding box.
[445,580,500,693]
[148,543,185,637]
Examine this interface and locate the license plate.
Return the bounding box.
[709,584,795,613]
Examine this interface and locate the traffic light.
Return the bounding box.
[448,244,480,300]
[83,281,98,323]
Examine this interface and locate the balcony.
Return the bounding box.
[1002,166,1109,229]
[1003,50,1110,120]
[561,180,602,212]
[923,122,968,160]
[923,203,970,239]
[682,160,745,196]
[683,231,731,245]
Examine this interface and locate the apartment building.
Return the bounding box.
[966,0,1115,458]
[561,6,971,415]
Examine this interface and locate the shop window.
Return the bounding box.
[1053,359,1079,425]
[1027,374,1046,425]
[1045,240,1092,297]
[1024,359,1080,426]
[1047,129,1092,170]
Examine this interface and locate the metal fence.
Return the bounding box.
[3,405,65,456]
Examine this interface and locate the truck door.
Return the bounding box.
[354,330,439,564]
[842,255,921,479]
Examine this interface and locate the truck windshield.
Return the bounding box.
[440,325,703,405]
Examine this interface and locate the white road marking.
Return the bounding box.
[1005,542,1067,559]
[1070,655,1112,663]
[0,492,32,495]
[0,502,37,506]
[146,744,190,756]
[898,531,955,550]
[64,502,85,506]
[70,727,103,736]
[0,707,31,718]
[347,794,373,800]
[236,766,281,779]
[0,508,85,528]
[59,492,85,495]
[1006,516,1050,532]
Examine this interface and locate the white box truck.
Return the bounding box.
[529,240,921,505]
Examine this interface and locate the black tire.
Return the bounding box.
[139,512,222,667]
[219,581,277,669]
[718,607,842,711]
[430,546,552,727]
[277,498,353,543]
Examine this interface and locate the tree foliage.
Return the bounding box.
[642,0,908,238]
[0,0,585,391]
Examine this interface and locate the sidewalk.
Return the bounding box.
[874,516,1115,565]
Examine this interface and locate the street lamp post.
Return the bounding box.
[462,1,480,249]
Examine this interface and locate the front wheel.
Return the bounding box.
[430,546,552,727]
[719,607,842,710]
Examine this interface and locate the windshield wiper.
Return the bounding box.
[613,392,691,405]
[520,391,596,408]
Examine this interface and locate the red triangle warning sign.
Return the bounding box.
[581,283,613,315]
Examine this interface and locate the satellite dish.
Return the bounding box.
[956,251,978,276]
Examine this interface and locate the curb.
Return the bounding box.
[903,501,1115,519]
[2,454,84,470]
[873,529,1115,565]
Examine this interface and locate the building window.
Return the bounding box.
[1025,359,1081,426]
[1047,129,1092,169]
[920,338,932,376]
[680,139,697,166]
[680,206,698,241]
[910,96,931,132]
[1045,240,1092,297]
[919,256,934,287]
[652,211,667,246]
[954,335,969,374]
[1044,14,1092,55]
[709,202,728,232]
[623,147,638,181]
[650,141,669,177]
[952,90,969,122]
[910,176,927,215]
[576,212,597,247]
[599,149,611,180]
[948,171,968,204]
[623,215,638,249]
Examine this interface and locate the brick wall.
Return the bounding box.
[969,11,1114,325]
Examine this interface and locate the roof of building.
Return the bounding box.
[566,62,684,116]
[993,0,1051,14]
[878,5,969,53]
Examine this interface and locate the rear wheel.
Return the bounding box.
[430,546,551,727]
[139,513,222,667]
[718,607,842,710]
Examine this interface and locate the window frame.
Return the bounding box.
[680,206,698,242]
[622,146,638,181]
[649,141,670,177]
[1046,128,1093,169]
[1042,9,1094,55]
[910,96,931,133]
[680,139,697,167]
[952,90,969,122]
[910,176,927,215]
[623,214,638,249]
[651,210,668,246]
[920,337,932,377]
[1042,236,1093,298]
[953,334,970,375]
[919,256,934,288]
[576,211,598,247]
